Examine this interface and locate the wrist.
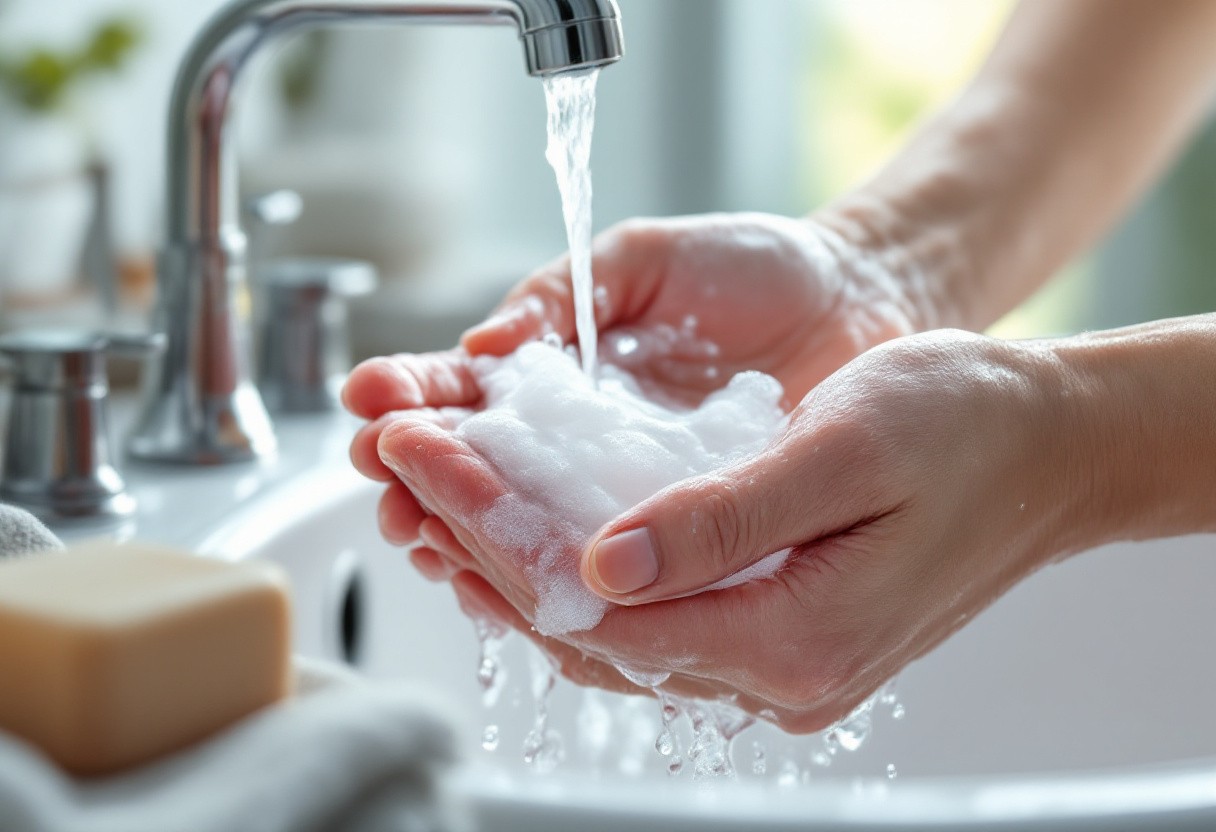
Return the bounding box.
[1036,317,1216,550]
[814,189,976,335]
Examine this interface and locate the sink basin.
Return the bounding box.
[182,410,1216,830]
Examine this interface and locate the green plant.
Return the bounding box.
[0,16,142,113]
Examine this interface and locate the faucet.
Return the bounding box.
[128,0,624,464]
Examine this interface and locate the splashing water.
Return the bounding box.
[682,698,756,780]
[467,61,914,788]
[752,742,767,776]
[522,647,565,772]
[827,697,874,753]
[475,619,508,708]
[476,631,905,783]
[543,69,601,379]
[654,690,685,776]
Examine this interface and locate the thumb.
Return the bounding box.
[580,446,844,605]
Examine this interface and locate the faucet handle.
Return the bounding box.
[102,331,167,360]
[0,329,163,522]
[0,330,165,390]
[245,190,303,227]
[255,257,378,414]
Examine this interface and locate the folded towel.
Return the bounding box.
[0,658,464,832]
[0,504,62,558]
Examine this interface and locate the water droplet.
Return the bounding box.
[892,703,906,720]
[887,763,898,780]
[811,751,832,768]
[827,697,874,753]
[474,622,507,707]
[752,742,767,776]
[655,730,675,756]
[521,646,564,772]
[823,732,841,756]
[477,657,496,688]
[777,758,800,788]
[667,756,684,776]
[481,725,500,752]
[523,727,566,773]
[683,701,745,780]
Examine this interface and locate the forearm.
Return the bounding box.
[1044,313,1216,554]
[824,0,1216,331]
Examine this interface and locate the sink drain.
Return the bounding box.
[327,549,365,666]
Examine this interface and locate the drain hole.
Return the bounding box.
[327,550,366,667]
[337,569,364,666]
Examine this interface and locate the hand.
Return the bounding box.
[344,210,924,557]
[376,329,1096,732]
[461,212,922,404]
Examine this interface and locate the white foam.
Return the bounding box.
[456,341,789,635]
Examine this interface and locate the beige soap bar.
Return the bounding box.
[0,541,291,776]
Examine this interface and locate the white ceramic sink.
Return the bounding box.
[156,407,1216,831]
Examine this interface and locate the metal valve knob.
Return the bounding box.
[0,330,163,521]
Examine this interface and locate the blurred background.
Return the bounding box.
[1,0,1213,362]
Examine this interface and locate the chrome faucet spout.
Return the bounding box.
[128,0,622,464]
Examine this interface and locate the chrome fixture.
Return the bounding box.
[129,0,624,464]
[0,331,162,520]
[256,257,378,414]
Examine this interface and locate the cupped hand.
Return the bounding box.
[376,329,1096,732]
[343,211,923,551]
[461,212,920,405]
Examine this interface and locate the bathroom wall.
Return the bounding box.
[0,0,228,252]
[2,0,1213,352]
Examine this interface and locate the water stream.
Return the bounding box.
[527,68,906,783]
[543,69,601,379]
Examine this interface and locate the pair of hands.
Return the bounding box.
[344,212,1087,732]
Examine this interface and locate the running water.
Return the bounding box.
[465,66,913,784]
[543,69,601,379]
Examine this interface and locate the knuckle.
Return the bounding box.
[697,485,755,572]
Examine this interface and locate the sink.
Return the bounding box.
[174,408,1216,830]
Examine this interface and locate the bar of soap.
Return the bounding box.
[0,541,291,776]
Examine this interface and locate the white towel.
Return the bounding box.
[0,658,465,832]
[0,504,62,559]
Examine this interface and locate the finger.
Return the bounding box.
[378,417,536,590]
[419,516,474,569]
[378,481,428,545]
[351,414,401,482]
[350,407,473,482]
[342,350,481,420]
[409,546,457,582]
[580,427,869,604]
[460,221,664,357]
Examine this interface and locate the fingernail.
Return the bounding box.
[589,528,658,595]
